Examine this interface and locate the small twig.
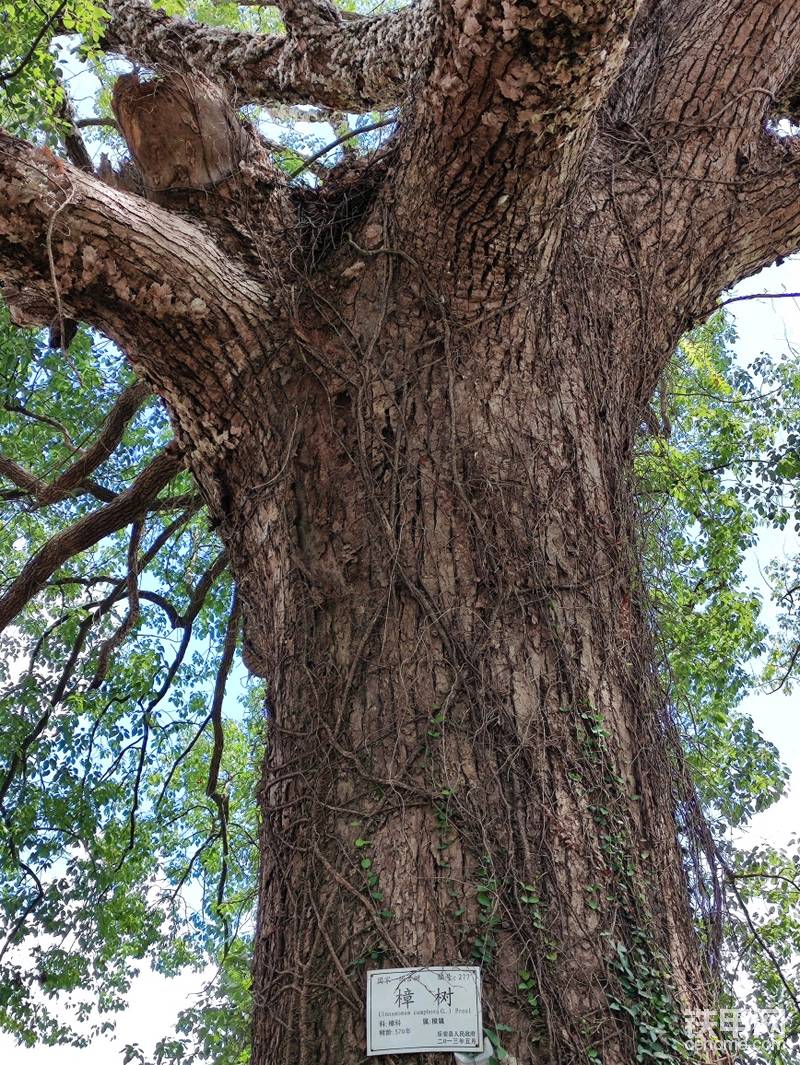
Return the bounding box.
[0,2,67,85]
[719,290,800,309]
[289,118,396,180]
[0,831,45,963]
[110,707,151,875]
[765,641,800,694]
[731,870,800,894]
[724,865,800,1016]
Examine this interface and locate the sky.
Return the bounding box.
[723,261,800,855]
[0,968,210,1065]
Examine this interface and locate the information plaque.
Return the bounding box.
[366,966,482,1056]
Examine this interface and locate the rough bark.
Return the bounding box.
[3,0,800,1061]
[102,0,435,110]
[244,250,713,1065]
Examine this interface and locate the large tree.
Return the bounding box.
[1,1,800,1062]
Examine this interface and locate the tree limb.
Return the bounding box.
[606,0,800,301]
[206,591,241,955]
[42,379,151,498]
[0,2,67,87]
[724,864,800,1017]
[102,0,430,112]
[88,520,143,689]
[75,117,119,131]
[139,550,229,724]
[153,557,234,809]
[54,71,95,174]
[112,704,151,874]
[721,130,800,290]
[445,0,644,139]
[2,402,76,448]
[0,129,282,420]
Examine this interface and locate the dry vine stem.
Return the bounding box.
[3,0,800,1062]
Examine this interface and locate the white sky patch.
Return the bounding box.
[0,966,210,1064]
[726,257,800,851]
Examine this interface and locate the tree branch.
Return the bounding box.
[206,591,241,955]
[88,520,143,689]
[0,831,45,964]
[102,0,429,112]
[112,704,151,874]
[0,500,206,819]
[721,130,800,288]
[75,117,119,131]
[0,128,285,439]
[288,117,396,179]
[0,2,67,87]
[2,402,76,448]
[54,71,95,174]
[0,380,151,507]
[446,0,644,140]
[724,864,800,1017]
[0,445,183,633]
[44,379,151,497]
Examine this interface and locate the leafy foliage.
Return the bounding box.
[0,1,107,137]
[0,308,258,1062]
[638,313,800,1061]
[638,317,783,827]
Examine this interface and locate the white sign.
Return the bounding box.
[366,966,483,1056]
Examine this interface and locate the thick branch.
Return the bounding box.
[103,0,430,111]
[0,462,116,504]
[610,0,800,130]
[44,380,151,496]
[0,446,183,633]
[581,0,800,406]
[606,0,800,297]
[0,129,282,447]
[717,130,800,291]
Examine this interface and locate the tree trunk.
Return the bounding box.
[236,205,715,1064]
